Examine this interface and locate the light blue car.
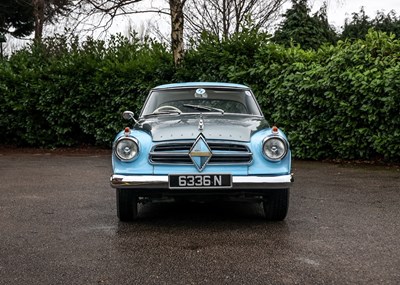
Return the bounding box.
[110,82,293,221]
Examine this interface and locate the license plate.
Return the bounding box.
[169,174,232,189]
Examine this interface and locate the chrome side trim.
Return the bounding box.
[110,174,293,189]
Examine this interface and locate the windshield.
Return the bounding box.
[140,88,263,117]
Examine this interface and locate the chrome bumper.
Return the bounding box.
[110,174,293,189]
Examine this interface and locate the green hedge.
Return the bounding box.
[0,35,174,146]
[0,30,399,162]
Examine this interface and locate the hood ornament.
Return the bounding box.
[198,113,204,132]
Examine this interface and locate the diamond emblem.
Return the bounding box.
[189,134,212,171]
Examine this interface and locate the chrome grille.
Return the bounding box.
[150,141,252,165]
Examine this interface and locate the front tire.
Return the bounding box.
[116,188,138,221]
[263,189,289,221]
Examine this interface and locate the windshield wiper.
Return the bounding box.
[183,104,224,114]
[143,111,181,118]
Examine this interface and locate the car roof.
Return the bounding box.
[152,82,250,90]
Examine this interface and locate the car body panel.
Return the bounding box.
[152,82,250,90]
[138,114,269,142]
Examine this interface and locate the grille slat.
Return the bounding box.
[150,155,192,163]
[210,156,251,163]
[150,141,252,165]
[154,144,193,152]
[209,143,248,152]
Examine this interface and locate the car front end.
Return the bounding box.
[110,83,293,221]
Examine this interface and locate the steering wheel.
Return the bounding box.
[153,105,182,113]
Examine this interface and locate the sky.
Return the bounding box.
[312,0,400,28]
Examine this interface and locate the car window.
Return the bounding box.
[158,99,247,113]
[141,88,262,116]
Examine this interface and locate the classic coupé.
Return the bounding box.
[110,82,293,221]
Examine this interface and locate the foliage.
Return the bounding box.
[273,0,337,50]
[0,34,174,146]
[342,7,400,40]
[0,0,73,38]
[0,0,35,37]
[177,28,270,82]
[252,30,400,161]
[1,29,399,162]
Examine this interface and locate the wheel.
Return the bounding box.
[263,189,289,221]
[116,188,138,221]
[153,105,182,113]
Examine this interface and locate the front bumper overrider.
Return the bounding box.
[110,174,293,190]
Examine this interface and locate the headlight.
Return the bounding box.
[263,137,288,161]
[115,137,139,161]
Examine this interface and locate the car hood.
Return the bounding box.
[136,114,269,142]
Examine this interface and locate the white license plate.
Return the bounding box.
[169,174,232,189]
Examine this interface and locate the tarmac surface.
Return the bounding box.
[0,151,399,284]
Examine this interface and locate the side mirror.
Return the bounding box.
[122,111,135,120]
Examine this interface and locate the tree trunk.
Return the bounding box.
[33,0,45,41]
[169,0,185,66]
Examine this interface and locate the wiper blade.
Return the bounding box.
[144,111,181,117]
[183,104,224,114]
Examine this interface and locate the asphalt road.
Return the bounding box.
[0,152,399,285]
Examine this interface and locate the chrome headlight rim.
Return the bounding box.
[262,136,289,162]
[114,137,139,162]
